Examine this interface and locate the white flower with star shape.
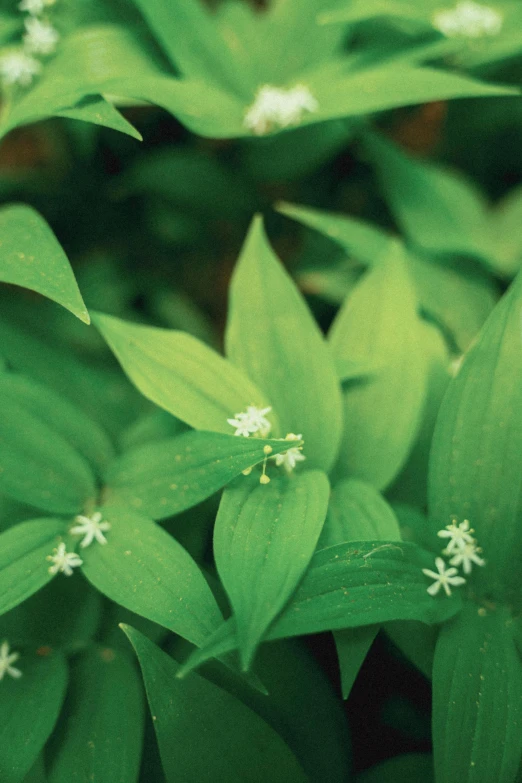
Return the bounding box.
[433,1,503,38]
[23,17,59,56]
[0,51,41,86]
[449,541,485,574]
[47,542,83,576]
[275,433,306,472]
[227,405,272,437]
[244,84,318,135]
[422,557,466,596]
[0,641,22,681]
[437,518,475,555]
[70,511,111,548]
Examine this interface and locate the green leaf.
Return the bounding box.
[225,216,342,471]
[104,431,302,520]
[491,184,522,278]
[0,518,66,618]
[81,508,223,647]
[48,647,144,783]
[92,310,274,435]
[56,95,142,141]
[433,604,522,783]
[122,625,309,783]
[429,269,522,599]
[0,205,88,323]
[0,373,114,480]
[214,470,329,668]
[334,625,379,700]
[320,478,401,548]
[365,132,493,262]
[357,753,434,783]
[0,650,68,783]
[0,385,97,514]
[180,541,462,674]
[329,240,428,489]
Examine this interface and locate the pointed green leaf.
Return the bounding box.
[0,373,114,480]
[81,508,223,646]
[214,470,329,668]
[365,132,493,262]
[225,217,342,471]
[0,519,67,618]
[433,604,522,783]
[429,270,522,599]
[180,541,462,674]
[0,205,88,323]
[0,386,96,514]
[48,647,144,783]
[329,241,428,489]
[122,625,308,783]
[357,754,434,783]
[92,310,274,435]
[104,431,302,520]
[0,650,68,783]
[334,625,379,700]
[56,95,142,141]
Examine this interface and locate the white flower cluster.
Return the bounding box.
[46,512,111,577]
[0,641,22,681]
[244,84,319,135]
[422,518,485,596]
[0,0,59,88]
[228,406,306,482]
[432,1,503,38]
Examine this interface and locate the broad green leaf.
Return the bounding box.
[56,95,142,141]
[0,205,88,323]
[123,626,309,783]
[92,310,275,436]
[385,620,437,681]
[225,216,342,471]
[334,625,379,699]
[0,518,66,618]
[0,389,96,514]
[81,508,223,646]
[320,478,401,548]
[104,431,302,520]
[357,753,434,783]
[180,541,462,674]
[22,756,47,783]
[0,373,114,480]
[0,650,68,783]
[429,269,522,599]
[214,470,329,668]
[433,604,522,783]
[49,647,144,783]
[329,240,428,489]
[491,184,522,277]
[365,132,493,262]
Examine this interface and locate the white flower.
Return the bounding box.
[244,84,319,135]
[70,511,111,548]
[23,17,59,55]
[422,557,466,596]
[18,0,45,14]
[0,641,22,681]
[433,1,503,38]
[47,542,83,576]
[0,51,41,86]
[227,405,272,437]
[449,541,485,574]
[437,518,475,554]
[275,433,306,472]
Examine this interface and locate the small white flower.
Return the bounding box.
[449,541,485,574]
[422,557,466,596]
[23,17,59,55]
[70,511,111,548]
[0,641,22,681]
[47,542,83,576]
[227,405,272,437]
[18,0,46,14]
[275,433,306,472]
[244,84,318,135]
[437,518,475,554]
[0,50,41,86]
[433,1,503,38]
